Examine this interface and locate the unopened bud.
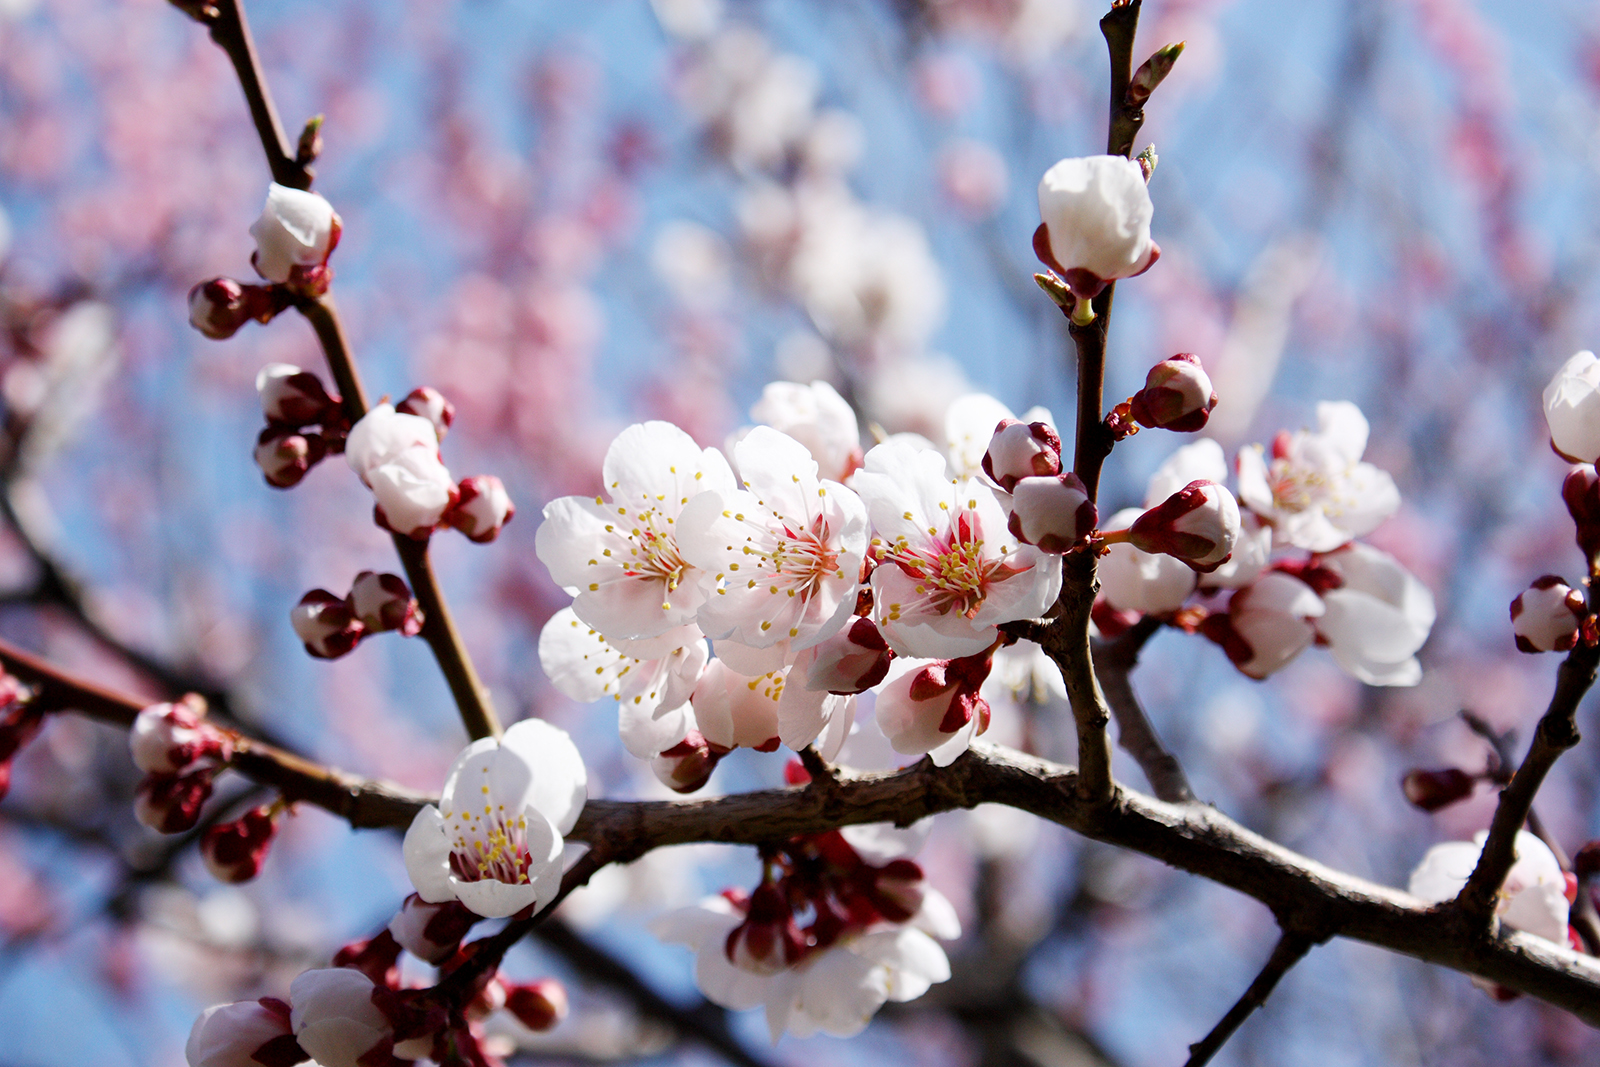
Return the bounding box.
[866,858,926,923]
[395,387,455,440]
[1510,575,1587,653]
[290,590,365,659]
[1563,465,1600,562]
[1126,480,1240,571]
[1573,840,1600,880]
[796,616,894,694]
[254,427,328,489]
[505,979,568,1032]
[1126,41,1185,108]
[201,805,279,883]
[256,364,339,427]
[446,475,514,543]
[1400,768,1477,812]
[724,883,804,975]
[982,419,1062,492]
[185,998,306,1067]
[1007,472,1097,553]
[347,572,423,637]
[188,278,250,340]
[650,730,728,794]
[1129,353,1216,432]
[388,895,478,965]
[330,929,403,989]
[135,766,215,834]
[130,694,227,774]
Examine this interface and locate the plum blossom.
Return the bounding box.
[537,421,736,641]
[687,657,854,759]
[255,427,327,489]
[403,719,586,919]
[1409,830,1569,948]
[1236,401,1400,552]
[287,968,390,1067]
[1511,576,1587,654]
[1314,543,1434,686]
[251,183,340,287]
[749,380,862,482]
[395,385,455,439]
[1200,570,1325,680]
[792,616,894,695]
[186,998,304,1067]
[852,439,1061,658]
[189,278,284,340]
[874,651,994,765]
[1007,472,1096,553]
[257,363,338,427]
[677,427,868,670]
[1130,353,1217,433]
[983,418,1062,492]
[1034,155,1159,302]
[538,607,707,758]
[1097,507,1197,615]
[1125,480,1240,571]
[447,475,515,543]
[130,694,227,775]
[344,403,457,538]
[1544,351,1600,464]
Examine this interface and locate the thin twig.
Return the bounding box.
[1456,639,1600,924]
[190,1,501,741]
[1183,931,1315,1067]
[1093,618,1193,803]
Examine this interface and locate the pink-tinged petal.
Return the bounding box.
[402,806,456,904]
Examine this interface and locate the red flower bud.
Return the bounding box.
[1129,353,1217,433]
[1400,768,1477,812]
[505,979,568,1032]
[201,805,279,883]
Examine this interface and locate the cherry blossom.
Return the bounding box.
[749,380,862,482]
[982,418,1062,493]
[395,385,455,440]
[536,421,736,640]
[403,718,587,918]
[1543,350,1600,464]
[344,403,458,539]
[538,607,707,758]
[1201,570,1326,680]
[287,968,390,1067]
[677,426,868,669]
[852,439,1060,658]
[256,363,338,427]
[1124,479,1240,571]
[1236,401,1400,552]
[1034,155,1159,302]
[1510,576,1586,654]
[186,998,304,1067]
[254,427,327,489]
[1409,830,1569,947]
[250,183,341,288]
[1314,543,1434,686]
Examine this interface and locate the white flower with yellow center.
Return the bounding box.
[403,719,587,919]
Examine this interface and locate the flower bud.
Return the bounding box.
[130,694,227,775]
[1563,465,1600,562]
[1573,840,1600,881]
[1199,571,1324,680]
[331,929,403,990]
[1034,155,1160,302]
[1007,472,1096,553]
[1401,768,1477,812]
[865,858,926,923]
[291,590,365,659]
[255,427,328,489]
[135,767,216,834]
[251,184,341,288]
[723,883,804,975]
[505,979,569,1032]
[795,616,894,694]
[446,475,514,543]
[186,998,308,1067]
[288,968,392,1067]
[1129,353,1217,433]
[982,419,1062,492]
[387,894,478,965]
[650,730,729,794]
[395,387,455,440]
[201,805,279,883]
[1545,350,1600,463]
[256,364,339,428]
[1511,575,1587,653]
[347,572,423,637]
[188,279,286,340]
[1127,480,1239,572]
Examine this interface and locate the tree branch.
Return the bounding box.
[1457,639,1600,924]
[1093,617,1193,803]
[202,0,312,190]
[1182,930,1315,1067]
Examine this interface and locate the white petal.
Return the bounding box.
[402,806,456,904]
[501,718,588,835]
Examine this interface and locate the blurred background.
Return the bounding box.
[3,0,1600,1063]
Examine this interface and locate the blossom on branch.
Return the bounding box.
[874,650,994,765]
[403,718,586,918]
[1033,154,1159,302]
[1125,479,1240,571]
[186,998,306,1067]
[1314,543,1434,686]
[201,805,280,884]
[982,418,1062,493]
[1409,830,1570,949]
[1511,576,1587,654]
[287,968,391,1067]
[749,380,862,482]
[345,403,458,539]
[1544,350,1600,464]
[251,183,341,293]
[257,363,340,428]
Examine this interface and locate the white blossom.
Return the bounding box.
[1214,571,1325,680]
[403,719,586,918]
[749,380,862,483]
[345,403,456,538]
[1236,401,1400,552]
[288,968,389,1067]
[1315,543,1434,686]
[186,999,295,1067]
[1543,350,1600,464]
[1409,830,1569,947]
[536,421,736,640]
[250,183,340,285]
[1035,155,1158,298]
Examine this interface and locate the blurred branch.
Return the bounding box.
[1458,639,1600,924]
[1093,617,1193,803]
[201,0,312,189]
[1182,930,1316,1067]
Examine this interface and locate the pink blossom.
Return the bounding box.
[445,475,514,543]
[651,729,730,793]
[188,278,284,340]
[792,616,894,695]
[982,418,1062,493]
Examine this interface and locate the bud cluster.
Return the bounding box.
[130,694,234,834]
[291,571,424,660]
[201,804,282,883]
[253,363,348,489]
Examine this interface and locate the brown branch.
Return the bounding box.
[185,0,502,741]
[1102,1,1147,160]
[1182,930,1316,1067]
[1457,639,1600,923]
[1093,618,1194,803]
